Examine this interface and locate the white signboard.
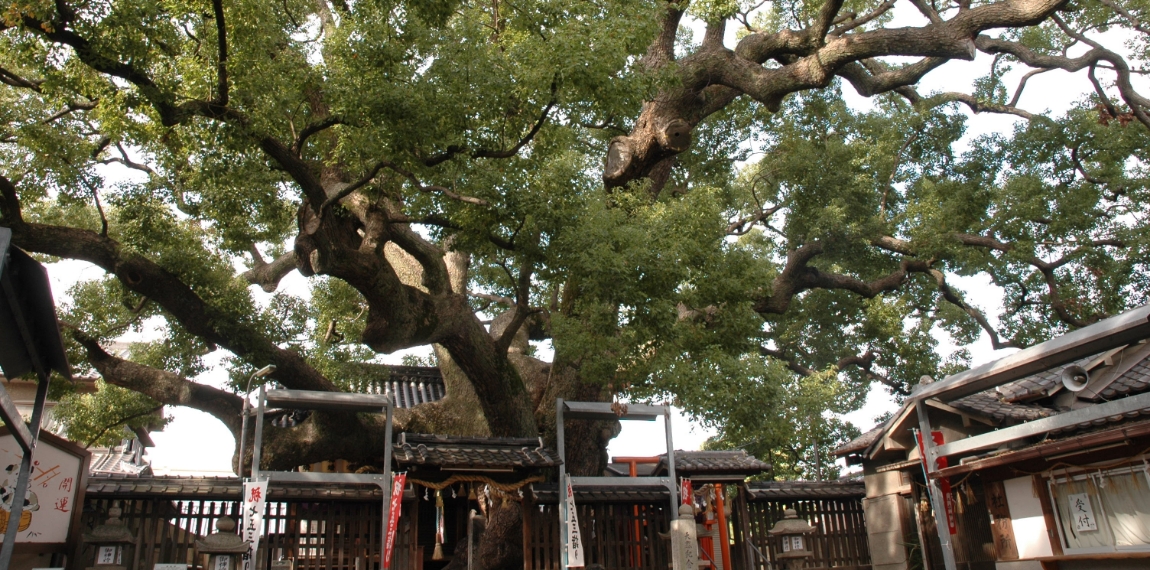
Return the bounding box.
[242,480,269,570]
[0,434,82,542]
[563,474,585,567]
[97,546,117,565]
[1068,493,1098,532]
[154,565,189,570]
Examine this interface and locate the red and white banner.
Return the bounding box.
[383,472,406,569]
[680,478,693,506]
[564,474,585,567]
[916,431,957,535]
[242,480,268,570]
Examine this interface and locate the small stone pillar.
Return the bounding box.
[83,502,135,570]
[196,516,249,570]
[669,503,700,570]
[769,508,817,570]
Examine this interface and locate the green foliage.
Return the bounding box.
[54,380,169,448]
[2,0,1148,475]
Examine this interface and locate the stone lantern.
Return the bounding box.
[195,516,249,570]
[768,508,817,570]
[83,502,135,570]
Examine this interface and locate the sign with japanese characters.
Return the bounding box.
[241,480,269,570]
[0,432,84,542]
[97,546,117,564]
[563,474,585,567]
[383,472,406,569]
[1068,493,1098,532]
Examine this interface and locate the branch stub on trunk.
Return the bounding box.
[604,138,633,184]
[658,119,691,153]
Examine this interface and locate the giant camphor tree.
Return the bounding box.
[2,0,1150,565]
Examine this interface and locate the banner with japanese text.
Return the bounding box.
[242,480,269,570]
[383,472,406,569]
[563,474,584,567]
[680,478,693,506]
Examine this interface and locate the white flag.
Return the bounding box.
[563,474,585,567]
[242,480,269,570]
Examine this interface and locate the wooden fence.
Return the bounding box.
[738,495,871,570]
[522,482,870,570]
[522,501,671,570]
[80,496,417,570]
[81,480,869,570]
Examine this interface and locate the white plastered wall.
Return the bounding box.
[1003,476,1054,559]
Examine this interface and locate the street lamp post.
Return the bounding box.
[237,365,276,478]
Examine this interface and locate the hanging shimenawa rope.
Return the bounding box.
[432,489,446,560]
[406,473,544,492]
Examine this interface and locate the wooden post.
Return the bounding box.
[985,480,1018,560]
[714,484,732,570]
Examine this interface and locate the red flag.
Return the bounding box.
[680,478,693,506]
[916,431,957,535]
[383,472,407,569]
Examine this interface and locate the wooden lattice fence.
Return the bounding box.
[522,500,671,570]
[80,496,416,570]
[738,494,871,570]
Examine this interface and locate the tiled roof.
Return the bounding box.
[966,342,1150,436]
[1047,405,1150,436]
[746,479,865,500]
[90,448,151,477]
[529,483,669,504]
[994,355,1095,402]
[834,423,887,457]
[845,340,1150,462]
[342,365,446,409]
[86,475,384,500]
[1098,360,1150,399]
[656,451,771,477]
[393,433,561,470]
[949,392,1053,423]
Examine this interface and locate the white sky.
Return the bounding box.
[37,9,1143,475]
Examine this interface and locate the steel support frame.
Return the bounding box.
[0,266,51,570]
[916,400,958,570]
[555,398,678,568]
[935,389,1150,459]
[250,388,396,569]
[901,305,1150,570]
[913,305,1150,403]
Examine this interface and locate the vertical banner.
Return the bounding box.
[680,478,693,506]
[383,472,407,569]
[916,431,957,535]
[242,480,269,570]
[563,474,585,567]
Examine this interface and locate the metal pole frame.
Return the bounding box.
[250,388,396,570]
[555,398,680,568]
[915,400,958,570]
[382,394,394,570]
[0,266,52,570]
[556,398,568,568]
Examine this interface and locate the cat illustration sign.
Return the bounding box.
[0,429,88,543]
